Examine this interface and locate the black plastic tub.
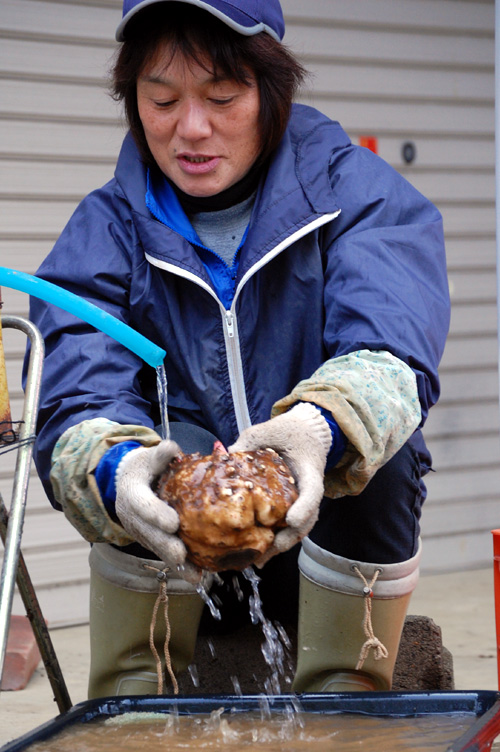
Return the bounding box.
[2,690,500,752]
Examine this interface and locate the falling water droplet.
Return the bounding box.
[231,675,243,695]
[232,575,245,602]
[196,581,222,620]
[188,664,199,687]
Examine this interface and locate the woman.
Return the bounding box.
[29,0,450,698]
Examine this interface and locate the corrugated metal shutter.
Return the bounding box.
[0,0,495,625]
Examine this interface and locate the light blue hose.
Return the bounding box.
[0,267,166,368]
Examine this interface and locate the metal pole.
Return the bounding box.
[0,316,44,683]
[0,498,72,713]
[497,3,500,393]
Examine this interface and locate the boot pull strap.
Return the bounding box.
[352,566,389,670]
[144,564,179,695]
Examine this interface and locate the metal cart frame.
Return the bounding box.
[0,315,71,712]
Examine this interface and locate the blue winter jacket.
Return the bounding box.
[29,104,450,510]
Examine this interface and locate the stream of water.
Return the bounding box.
[155,364,170,441]
[242,566,294,694]
[154,363,294,693]
[154,364,300,695]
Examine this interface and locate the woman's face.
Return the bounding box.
[137,45,261,197]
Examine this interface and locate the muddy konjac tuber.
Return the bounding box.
[156,444,298,571]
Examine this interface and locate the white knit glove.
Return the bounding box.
[229,403,332,566]
[115,441,201,584]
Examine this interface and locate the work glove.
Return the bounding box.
[115,440,201,584]
[229,403,332,566]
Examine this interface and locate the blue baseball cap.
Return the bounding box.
[116,0,285,43]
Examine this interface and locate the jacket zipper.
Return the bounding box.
[223,309,251,432]
[145,210,340,435]
[223,211,341,434]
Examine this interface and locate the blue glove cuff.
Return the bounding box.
[316,406,348,470]
[95,441,142,518]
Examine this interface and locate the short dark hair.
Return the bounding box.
[111,2,307,169]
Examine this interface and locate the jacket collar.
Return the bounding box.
[113,104,347,268]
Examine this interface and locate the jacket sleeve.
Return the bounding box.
[272,349,421,497]
[274,141,449,496]
[320,142,450,429]
[27,185,159,509]
[50,418,161,543]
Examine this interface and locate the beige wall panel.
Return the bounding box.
[425,465,500,504]
[9,581,90,627]
[437,205,495,236]
[5,361,26,396]
[0,329,30,366]
[401,172,494,204]
[307,61,494,103]
[14,511,84,550]
[0,120,124,160]
[429,435,499,469]
[449,304,497,336]
[419,531,498,574]
[1,446,32,477]
[283,0,493,32]
[299,96,494,137]
[2,0,120,41]
[437,335,496,370]
[0,241,56,271]
[422,498,500,537]
[448,270,496,303]
[2,545,92,589]
[372,137,495,171]
[446,238,495,268]
[0,199,83,237]
[0,288,33,316]
[288,25,494,68]
[1,160,115,198]
[439,368,498,401]
[0,38,114,81]
[425,400,499,438]
[0,79,119,121]
[1,475,52,514]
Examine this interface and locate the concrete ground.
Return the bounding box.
[0,567,498,748]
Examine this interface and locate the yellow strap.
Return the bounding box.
[0,293,13,444]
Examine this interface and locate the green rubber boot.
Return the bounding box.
[88,543,206,698]
[293,537,421,692]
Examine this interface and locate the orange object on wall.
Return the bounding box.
[359,135,378,154]
[493,529,500,689]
